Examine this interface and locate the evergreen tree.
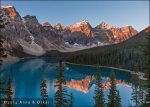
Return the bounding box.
[0,11,7,106]
[116,90,121,107]
[0,81,7,105]
[138,80,145,107]
[143,27,150,105]
[131,64,140,106]
[54,60,68,107]
[93,66,105,107]
[107,70,121,107]
[40,78,48,107]
[66,27,148,71]
[69,92,74,107]
[5,74,13,107]
[0,12,7,66]
[107,70,117,107]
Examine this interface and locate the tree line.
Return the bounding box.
[66,28,146,71]
[0,12,14,107]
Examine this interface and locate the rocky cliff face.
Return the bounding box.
[55,21,138,45]
[111,26,138,42]
[1,5,27,50]
[0,5,138,56]
[94,22,138,43]
[54,22,62,30]
[0,5,69,56]
[70,20,95,37]
[42,22,51,27]
[1,5,19,19]
[145,26,150,33]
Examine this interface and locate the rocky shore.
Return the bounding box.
[2,54,20,63]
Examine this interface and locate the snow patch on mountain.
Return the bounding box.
[22,18,26,24]
[65,42,70,45]
[76,20,88,25]
[74,43,79,46]
[98,21,115,29]
[98,42,102,45]
[71,20,89,28]
[30,35,35,45]
[1,5,13,9]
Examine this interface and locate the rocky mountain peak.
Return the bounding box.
[93,21,138,42]
[62,26,70,30]
[54,22,62,30]
[110,25,138,42]
[0,4,141,57]
[71,20,89,28]
[98,21,114,29]
[23,15,37,21]
[69,20,94,37]
[1,4,17,19]
[23,15,39,25]
[1,4,13,8]
[42,22,51,27]
[82,20,88,23]
[145,26,150,33]
[79,20,89,24]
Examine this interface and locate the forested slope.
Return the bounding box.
[66,27,149,71]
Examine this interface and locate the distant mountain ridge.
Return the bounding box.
[66,26,149,71]
[0,4,138,56]
[51,20,138,45]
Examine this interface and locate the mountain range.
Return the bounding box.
[0,5,138,57]
[66,26,149,70]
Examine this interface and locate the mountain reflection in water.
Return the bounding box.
[66,75,131,93]
[1,58,134,106]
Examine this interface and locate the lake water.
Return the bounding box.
[1,58,135,106]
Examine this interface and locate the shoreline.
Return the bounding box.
[2,57,146,80]
[65,62,133,72]
[65,62,146,80]
[2,56,64,64]
[2,55,20,64]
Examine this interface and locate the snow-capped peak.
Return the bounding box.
[71,20,89,28]
[77,20,88,24]
[125,25,130,26]
[99,21,114,29]
[1,4,13,9]
[122,25,131,28]
[82,20,88,23]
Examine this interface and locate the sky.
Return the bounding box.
[1,1,149,31]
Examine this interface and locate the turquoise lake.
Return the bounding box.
[1,58,135,106]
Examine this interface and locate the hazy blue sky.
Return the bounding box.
[1,1,149,31]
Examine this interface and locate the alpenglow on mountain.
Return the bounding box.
[0,5,138,56]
